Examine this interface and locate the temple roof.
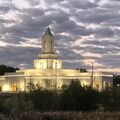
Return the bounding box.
[44,27,53,36]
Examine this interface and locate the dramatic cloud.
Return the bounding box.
[0,0,120,73]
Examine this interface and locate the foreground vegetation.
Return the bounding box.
[0,68,120,119]
[0,112,120,120]
[1,81,120,113]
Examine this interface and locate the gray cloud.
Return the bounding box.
[75,8,119,24]
[26,0,40,6]
[0,5,10,13]
[82,40,120,48]
[0,46,40,68]
[61,0,98,9]
[93,27,115,38]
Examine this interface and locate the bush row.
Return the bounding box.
[0,80,120,113]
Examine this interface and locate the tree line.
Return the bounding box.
[0,64,19,76]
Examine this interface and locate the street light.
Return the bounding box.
[91,62,94,87]
[90,62,94,87]
[24,76,27,91]
[29,76,32,93]
[55,62,57,92]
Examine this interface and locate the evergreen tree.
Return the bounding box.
[0,64,19,75]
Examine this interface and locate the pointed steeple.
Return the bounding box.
[34,27,62,69]
[44,27,53,36]
[42,27,55,54]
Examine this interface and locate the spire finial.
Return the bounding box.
[44,27,53,36]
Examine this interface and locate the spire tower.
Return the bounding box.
[42,27,55,54]
[34,27,62,69]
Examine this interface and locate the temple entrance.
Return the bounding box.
[96,84,99,91]
[104,81,109,89]
[11,83,18,92]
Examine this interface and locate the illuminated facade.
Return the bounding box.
[0,28,113,92]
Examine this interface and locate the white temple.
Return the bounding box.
[0,28,113,92]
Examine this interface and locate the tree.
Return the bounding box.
[3,93,33,113]
[29,88,58,111]
[113,74,120,87]
[76,68,87,72]
[59,80,99,111]
[0,64,19,76]
[101,87,120,111]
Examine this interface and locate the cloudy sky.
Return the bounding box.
[0,0,120,73]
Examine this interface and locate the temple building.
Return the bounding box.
[0,28,113,92]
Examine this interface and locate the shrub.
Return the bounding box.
[101,87,120,111]
[29,89,58,111]
[59,80,99,111]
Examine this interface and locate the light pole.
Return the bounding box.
[91,62,94,87]
[24,76,26,91]
[55,62,57,92]
[29,76,32,93]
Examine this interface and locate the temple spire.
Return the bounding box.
[42,27,55,54]
[34,27,62,69]
[44,27,53,36]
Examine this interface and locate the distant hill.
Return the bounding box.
[0,64,20,76]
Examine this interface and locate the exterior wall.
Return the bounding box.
[34,59,62,69]
[0,68,113,92]
[0,72,25,92]
[0,76,8,92]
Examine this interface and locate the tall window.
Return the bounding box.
[96,84,99,91]
[40,63,43,69]
[11,83,18,92]
[0,86,2,92]
[104,81,109,89]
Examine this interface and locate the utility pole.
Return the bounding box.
[55,62,57,92]
[24,76,26,91]
[29,76,32,93]
[91,62,94,87]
